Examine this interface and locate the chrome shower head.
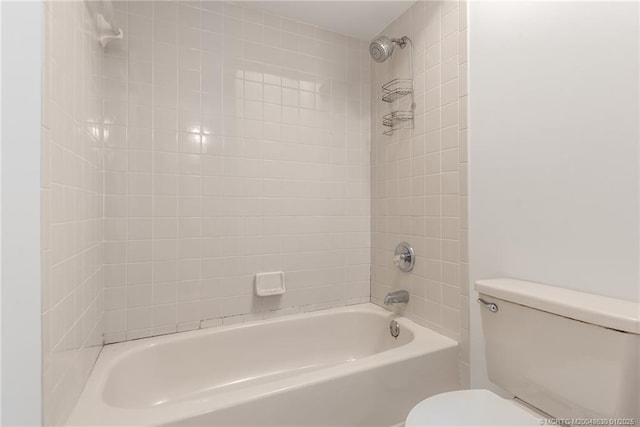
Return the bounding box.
[369,35,410,63]
[369,36,395,63]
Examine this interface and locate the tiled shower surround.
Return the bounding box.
[101,1,372,342]
[41,0,469,424]
[41,1,105,424]
[370,0,470,385]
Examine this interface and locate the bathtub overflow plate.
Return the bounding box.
[390,320,400,339]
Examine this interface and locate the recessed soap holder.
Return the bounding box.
[393,242,415,272]
[255,271,286,296]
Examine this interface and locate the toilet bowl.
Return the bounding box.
[405,390,542,426]
[406,278,640,425]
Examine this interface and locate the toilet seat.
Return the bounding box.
[405,389,542,426]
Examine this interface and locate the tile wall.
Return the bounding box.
[41,1,105,424]
[370,0,470,386]
[101,1,371,342]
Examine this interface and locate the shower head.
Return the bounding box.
[369,35,410,63]
[369,36,395,63]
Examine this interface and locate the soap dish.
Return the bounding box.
[255,271,286,296]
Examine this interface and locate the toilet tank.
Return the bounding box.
[476,278,639,420]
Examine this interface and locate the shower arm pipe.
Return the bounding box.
[392,36,415,112]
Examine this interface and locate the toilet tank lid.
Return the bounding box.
[476,278,640,334]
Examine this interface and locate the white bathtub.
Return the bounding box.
[68,303,459,426]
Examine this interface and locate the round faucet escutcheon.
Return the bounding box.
[393,242,415,272]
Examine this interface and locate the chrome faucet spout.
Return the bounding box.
[384,290,410,305]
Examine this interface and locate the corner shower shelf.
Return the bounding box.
[381,78,413,103]
[382,110,414,136]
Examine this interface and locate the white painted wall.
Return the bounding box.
[241,1,413,40]
[0,1,43,424]
[468,1,639,390]
[0,2,3,420]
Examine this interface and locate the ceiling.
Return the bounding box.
[240,1,414,41]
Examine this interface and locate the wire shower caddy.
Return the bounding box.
[379,37,415,136]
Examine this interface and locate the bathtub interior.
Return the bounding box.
[103,309,414,409]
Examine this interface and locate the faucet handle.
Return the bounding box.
[393,253,408,264]
[393,242,415,272]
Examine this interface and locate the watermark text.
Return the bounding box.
[539,419,636,426]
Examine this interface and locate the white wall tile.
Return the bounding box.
[102,1,371,340]
[42,1,105,424]
[371,0,469,385]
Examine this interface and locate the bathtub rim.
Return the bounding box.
[68,302,459,426]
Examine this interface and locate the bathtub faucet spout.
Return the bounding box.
[384,290,410,305]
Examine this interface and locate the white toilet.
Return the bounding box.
[406,278,640,426]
